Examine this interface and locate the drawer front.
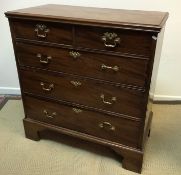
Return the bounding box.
[20,69,145,118]
[12,19,73,45]
[24,95,141,148]
[16,42,148,87]
[75,26,153,57]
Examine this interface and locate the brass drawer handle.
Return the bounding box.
[44,110,56,119]
[69,51,81,59]
[37,53,52,64]
[101,64,119,72]
[100,94,116,105]
[99,122,115,131]
[72,108,82,114]
[40,82,54,92]
[70,81,82,87]
[35,24,50,38]
[101,32,120,48]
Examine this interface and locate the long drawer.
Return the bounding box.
[24,95,141,148]
[20,69,145,118]
[16,42,148,88]
[12,19,73,45]
[75,25,153,57]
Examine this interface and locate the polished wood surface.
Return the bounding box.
[6,4,168,174]
[5,4,168,31]
[12,19,73,45]
[75,26,153,57]
[16,42,148,88]
[20,69,145,118]
[24,95,141,148]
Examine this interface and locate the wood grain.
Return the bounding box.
[24,95,141,148]
[16,42,148,87]
[20,68,146,118]
[12,19,73,45]
[75,25,153,57]
[5,4,168,32]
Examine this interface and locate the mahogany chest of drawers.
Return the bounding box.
[5,5,168,173]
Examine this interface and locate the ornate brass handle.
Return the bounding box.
[72,108,82,114]
[70,81,82,87]
[40,82,54,92]
[69,51,81,59]
[37,53,52,64]
[35,24,50,38]
[99,122,115,131]
[100,94,116,105]
[101,64,119,72]
[101,32,120,48]
[44,110,56,119]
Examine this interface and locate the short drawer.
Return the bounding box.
[12,19,73,45]
[24,95,141,148]
[75,26,153,57]
[20,69,145,118]
[16,42,148,88]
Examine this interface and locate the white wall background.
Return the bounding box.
[0,0,181,100]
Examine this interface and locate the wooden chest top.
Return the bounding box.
[5,4,168,32]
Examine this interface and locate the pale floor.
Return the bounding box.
[0,100,181,175]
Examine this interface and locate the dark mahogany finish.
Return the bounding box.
[75,26,153,57]
[5,4,168,174]
[12,19,73,45]
[24,95,141,148]
[20,68,145,118]
[16,42,149,88]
